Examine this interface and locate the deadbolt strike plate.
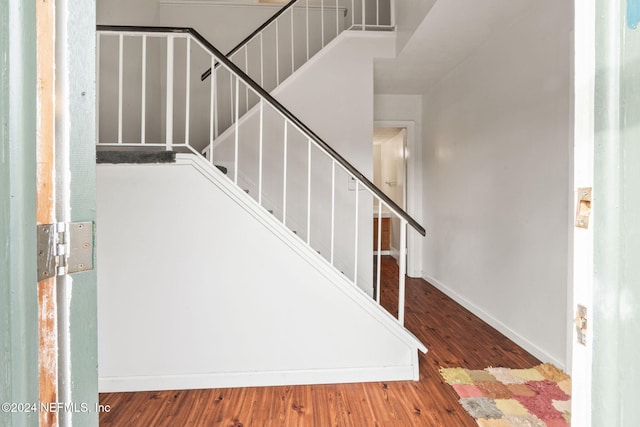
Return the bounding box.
[576,188,592,229]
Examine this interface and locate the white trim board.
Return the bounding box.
[423,273,566,370]
[99,364,417,393]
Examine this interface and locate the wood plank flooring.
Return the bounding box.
[99,256,540,426]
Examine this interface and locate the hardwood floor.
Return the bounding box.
[99,256,540,426]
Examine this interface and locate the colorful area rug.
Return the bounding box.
[440,364,571,427]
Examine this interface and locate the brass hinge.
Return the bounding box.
[37,222,94,281]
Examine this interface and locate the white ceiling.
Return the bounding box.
[374,0,534,95]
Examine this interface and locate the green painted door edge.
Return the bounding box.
[0,1,40,426]
[63,1,99,425]
[593,0,640,425]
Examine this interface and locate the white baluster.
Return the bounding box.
[376,201,382,304]
[141,35,146,144]
[260,33,265,87]
[166,36,174,150]
[307,139,312,244]
[229,72,233,125]
[234,76,239,184]
[283,120,288,226]
[96,33,101,144]
[390,0,396,27]
[330,160,336,264]
[398,218,407,325]
[354,179,359,284]
[291,8,295,75]
[259,100,264,205]
[214,66,219,139]
[245,47,249,111]
[352,0,355,28]
[321,0,325,47]
[209,56,215,161]
[362,0,366,30]
[276,20,280,86]
[118,34,124,144]
[306,0,310,61]
[185,37,191,146]
[336,0,340,37]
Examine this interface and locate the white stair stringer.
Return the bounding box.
[97,154,426,392]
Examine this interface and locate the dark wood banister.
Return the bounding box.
[200,0,299,81]
[96,25,426,236]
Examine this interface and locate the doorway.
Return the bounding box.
[373,126,407,261]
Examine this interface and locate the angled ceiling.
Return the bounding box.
[374,0,534,95]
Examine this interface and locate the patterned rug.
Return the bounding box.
[439,364,571,427]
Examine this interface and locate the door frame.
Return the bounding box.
[570,0,595,423]
[374,120,422,278]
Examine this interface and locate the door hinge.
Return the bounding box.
[37,222,94,281]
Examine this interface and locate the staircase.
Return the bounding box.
[96,0,426,392]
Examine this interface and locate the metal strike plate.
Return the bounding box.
[67,222,94,274]
[575,188,592,229]
[575,304,588,346]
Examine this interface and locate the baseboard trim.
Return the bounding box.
[99,365,417,393]
[422,274,566,370]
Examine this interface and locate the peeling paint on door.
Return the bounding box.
[629,0,640,29]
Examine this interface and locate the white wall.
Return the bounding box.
[393,0,436,54]
[421,0,571,367]
[97,159,423,391]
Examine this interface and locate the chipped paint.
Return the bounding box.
[629,0,640,29]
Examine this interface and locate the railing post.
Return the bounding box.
[398,218,407,325]
[166,35,174,150]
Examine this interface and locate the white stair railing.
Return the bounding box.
[96,26,424,326]
[201,0,395,92]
